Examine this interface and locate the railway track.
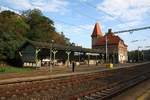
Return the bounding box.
[70,63,150,100]
[0,62,150,100]
[74,72,150,100]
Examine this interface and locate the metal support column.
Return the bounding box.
[78,52,80,66]
[96,55,98,66]
[105,35,108,63]
[66,51,71,68]
[88,54,90,66]
[49,40,54,72]
[138,46,140,62]
[52,50,58,66]
[35,49,40,68]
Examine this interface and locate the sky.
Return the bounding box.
[0,0,150,51]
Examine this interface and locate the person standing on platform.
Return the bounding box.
[72,61,75,72]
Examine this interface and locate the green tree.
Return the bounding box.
[22,9,69,45]
[22,9,55,42]
[0,9,70,64]
[0,10,29,61]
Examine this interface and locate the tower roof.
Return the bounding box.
[91,23,103,37]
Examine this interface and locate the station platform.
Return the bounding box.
[0,62,149,85]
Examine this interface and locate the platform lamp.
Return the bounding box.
[49,40,54,72]
[105,30,109,63]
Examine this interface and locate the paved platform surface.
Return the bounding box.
[0,62,149,100]
[0,62,149,84]
[111,79,150,100]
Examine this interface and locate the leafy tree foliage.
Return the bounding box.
[22,9,67,44]
[128,50,144,62]
[22,9,54,41]
[0,9,70,63]
[0,11,29,61]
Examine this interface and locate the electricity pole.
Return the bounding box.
[105,34,108,63]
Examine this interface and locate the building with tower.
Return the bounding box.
[91,23,128,63]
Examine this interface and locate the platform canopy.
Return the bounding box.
[19,40,102,54]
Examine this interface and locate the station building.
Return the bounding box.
[91,23,128,63]
[18,40,101,67]
[18,23,128,67]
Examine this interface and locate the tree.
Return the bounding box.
[22,9,69,45]
[0,10,29,61]
[0,9,70,64]
[22,9,55,42]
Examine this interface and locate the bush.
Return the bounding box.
[0,67,6,72]
[0,66,33,73]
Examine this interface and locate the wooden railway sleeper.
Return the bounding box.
[82,73,150,100]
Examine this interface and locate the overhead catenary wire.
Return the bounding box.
[1,6,150,36]
[116,26,150,48]
[114,26,150,34]
[131,39,147,42]
[79,1,132,28]
[82,1,150,45]
[52,18,90,32]
[1,5,150,50]
[72,8,100,22]
[80,1,114,17]
[1,6,92,32]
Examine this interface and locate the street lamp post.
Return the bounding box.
[49,40,54,71]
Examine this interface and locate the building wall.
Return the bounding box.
[93,44,118,63]
[21,45,36,62]
[118,41,128,63]
[20,45,41,67]
[92,36,100,48]
[93,43,128,63]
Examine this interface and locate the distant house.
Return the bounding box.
[91,23,128,63]
[18,40,102,67]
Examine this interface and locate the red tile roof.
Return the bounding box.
[94,31,127,47]
[91,23,103,37]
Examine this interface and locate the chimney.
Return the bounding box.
[108,29,112,33]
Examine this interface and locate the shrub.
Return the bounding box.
[0,67,6,72]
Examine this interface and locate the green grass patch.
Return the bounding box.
[0,66,34,73]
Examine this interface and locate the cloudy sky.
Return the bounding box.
[0,0,150,50]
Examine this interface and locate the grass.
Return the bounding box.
[0,66,34,73]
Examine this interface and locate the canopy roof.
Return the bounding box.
[19,40,102,53]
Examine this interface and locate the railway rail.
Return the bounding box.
[73,71,150,100]
[0,62,150,100]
